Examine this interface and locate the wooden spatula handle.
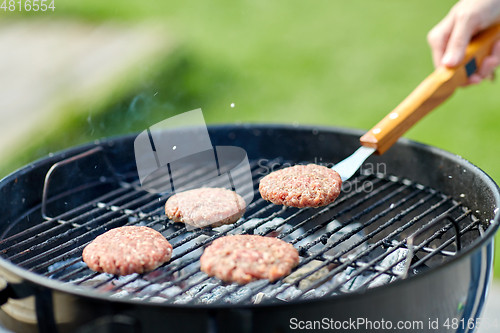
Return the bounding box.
[360,23,500,155]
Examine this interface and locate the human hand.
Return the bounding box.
[427,0,500,85]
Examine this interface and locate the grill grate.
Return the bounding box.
[0,151,484,306]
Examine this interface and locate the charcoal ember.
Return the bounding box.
[214,217,286,237]
[323,221,367,259]
[369,247,408,288]
[283,260,330,291]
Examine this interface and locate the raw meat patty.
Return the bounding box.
[165,188,246,228]
[82,226,172,276]
[200,235,299,284]
[259,164,342,208]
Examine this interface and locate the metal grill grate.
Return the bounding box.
[0,150,484,306]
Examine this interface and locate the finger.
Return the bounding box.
[479,56,500,78]
[477,40,500,79]
[468,73,483,85]
[492,40,500,58]
[485,72,496,81]
[427,15,455,67]
[442,14,476,67]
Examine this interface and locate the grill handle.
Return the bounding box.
[0,277,39,306]
[0,277,14,305]
[403,213,461,279]
[41,146,120,220]
[360,24,500,155]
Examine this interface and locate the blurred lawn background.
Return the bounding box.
[2,0,500,276]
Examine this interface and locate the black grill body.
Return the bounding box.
[0,125,498,333]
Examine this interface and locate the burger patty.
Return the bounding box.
[165,188,246,228]
[259,164,342,208]
[200,235,299,284]
[82,226,172,276]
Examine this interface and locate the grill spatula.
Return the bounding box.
[333,24,500,182]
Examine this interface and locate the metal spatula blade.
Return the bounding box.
[332,146,375,182]
[331,24,500,183]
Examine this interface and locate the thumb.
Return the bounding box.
[442,18,474,67]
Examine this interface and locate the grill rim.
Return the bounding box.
[0,124,498,309]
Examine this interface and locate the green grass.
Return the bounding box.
[3,0,500,277]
